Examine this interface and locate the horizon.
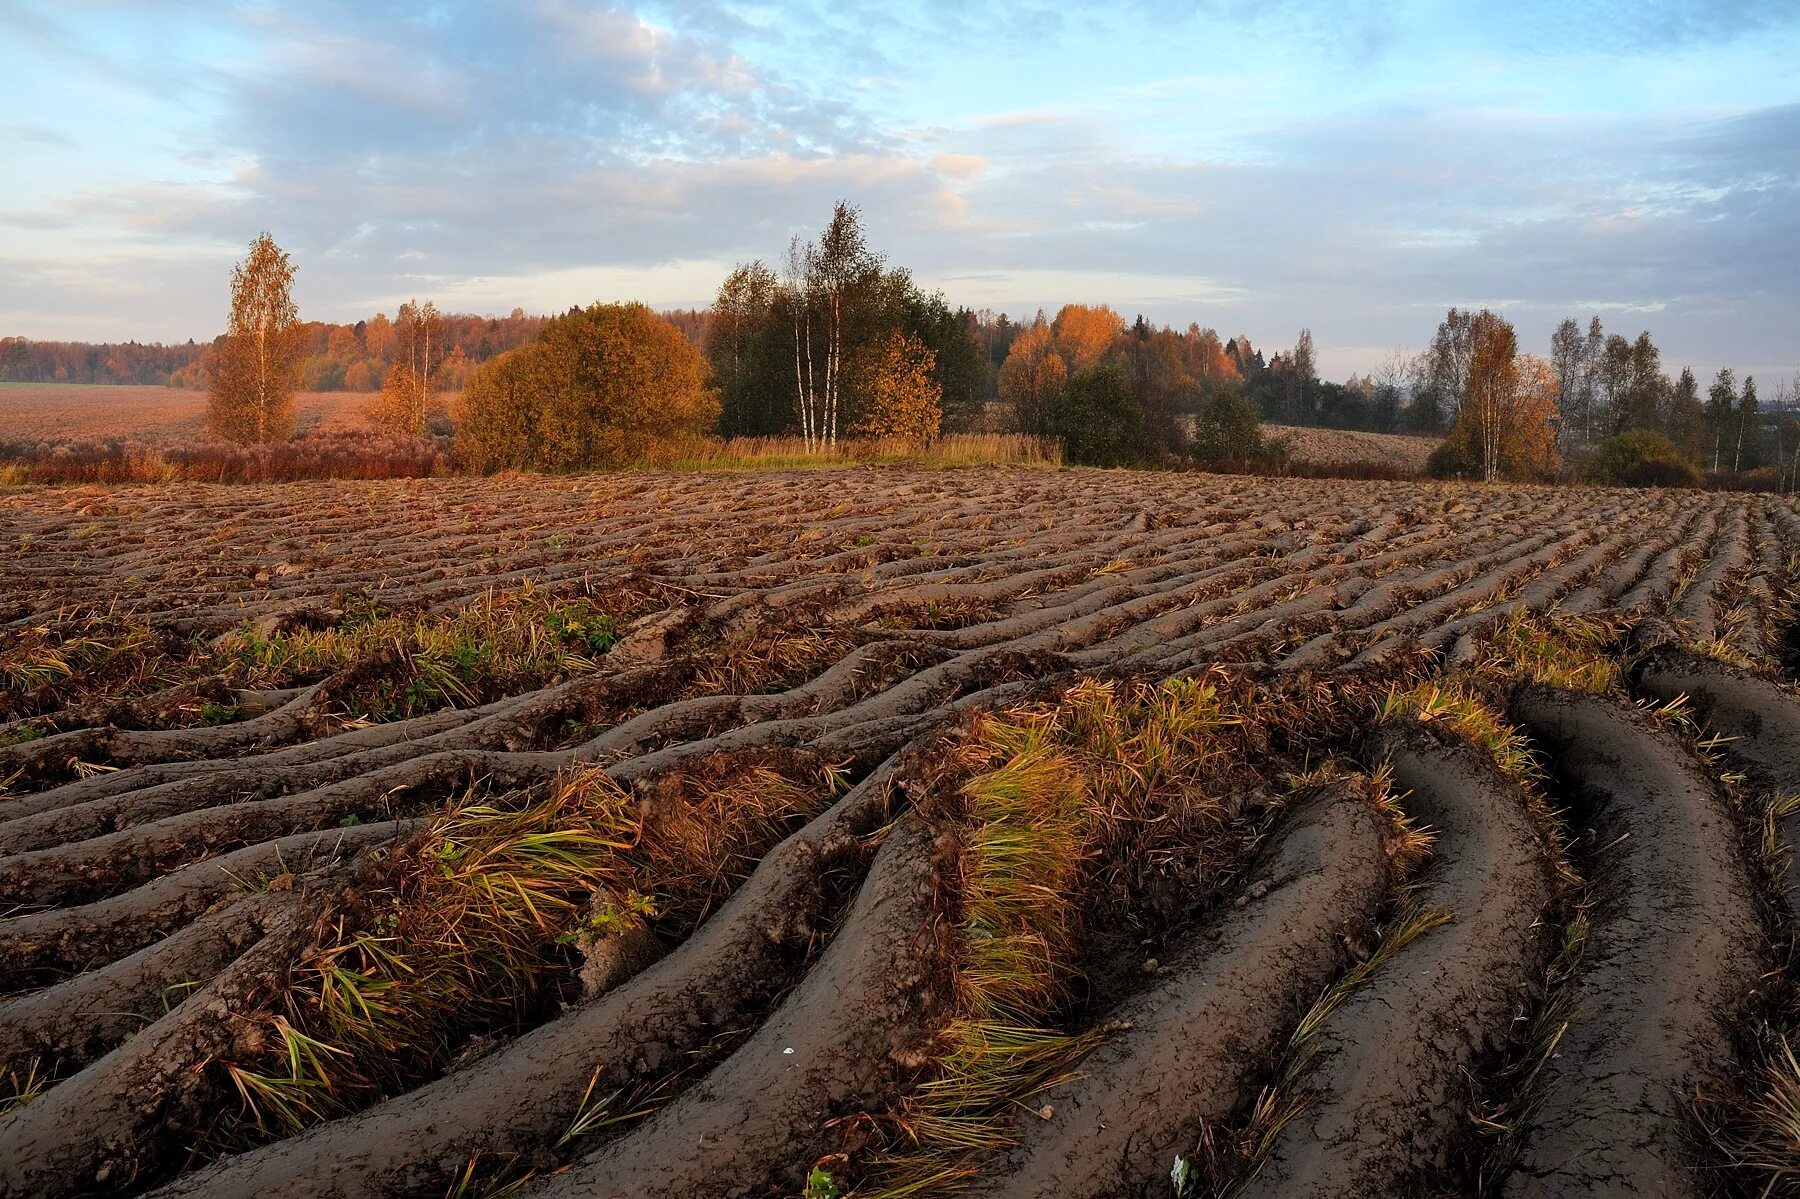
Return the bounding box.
[3,1,1798,380]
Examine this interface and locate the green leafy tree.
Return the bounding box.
[1660,367,1706,465]
[707,262,786,436]
[1051,362,1146,466]
[1583,430,1702,488]
[1705,368,1738,473]
[1190,383,1281,464]
[719,205,984,441]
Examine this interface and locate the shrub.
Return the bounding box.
[1050,362,1145,466]
[1190,384,1284,466]
[1705,466,1784,493]
[1581,430,1702,489]
[454,303,718,472]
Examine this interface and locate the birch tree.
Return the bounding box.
[1705,369,1738,474]
[370,299,443,437]
[1466,312,1520,483]
[209,232,301,444]
[1735,376,1760,472]
[781,202,881,448]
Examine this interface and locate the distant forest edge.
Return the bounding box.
[5,201,1799,490]
[1,309,571,393]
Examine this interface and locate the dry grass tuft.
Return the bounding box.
[215,754,839,1139]
[1697,1035,1800,1195]
[1380,681,1543,786]
[857,676,1256,1196]
[1478,610,1624,694]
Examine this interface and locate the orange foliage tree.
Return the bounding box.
[368,299,443,437]
[1051,303,1127,371]
[454,303,717,471]
[999,318,1069,435]
[1432,312,1561,482]
[208,232,302,444]
[852,331,942,440]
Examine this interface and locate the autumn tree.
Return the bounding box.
[1428,315,1559,482]
[208,232,302,444]
[1051,304,1126,371]
[852,331,942,440]
[998,317,1068,435]
[364,312,396,359]
[368,298,443,437]
[454,303,716,471]
[1465,317,1517,482]
[1503,354,1562,478]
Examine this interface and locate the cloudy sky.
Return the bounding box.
[2,0,1797,377]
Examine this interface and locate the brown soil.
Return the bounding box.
[1237,725,1559,1197]
[1504,688,1769,1198]
[970,785,1391,1199]
[0,468,1793,1196]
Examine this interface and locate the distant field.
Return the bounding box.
[0,383,373,443]
[1264,423,1439,472]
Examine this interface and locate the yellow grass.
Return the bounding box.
[667,433,1062,471]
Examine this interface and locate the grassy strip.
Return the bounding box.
[841,676,1273,1197]
[666,433,1062,472]
[1379,681,1542,785]
[1475,610,1625,695]
[0,586,635,732]
[209,587,624,721]
[208,753,841,1147]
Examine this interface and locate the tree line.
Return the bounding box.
[200,216,1800,488]
[1,310,548,392]
[1410,308,1799,487]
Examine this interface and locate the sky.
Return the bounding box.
[2,0,1797,379]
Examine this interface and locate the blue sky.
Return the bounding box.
[2,0,1797,378]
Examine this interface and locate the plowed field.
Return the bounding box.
[2,467,1797,1198]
